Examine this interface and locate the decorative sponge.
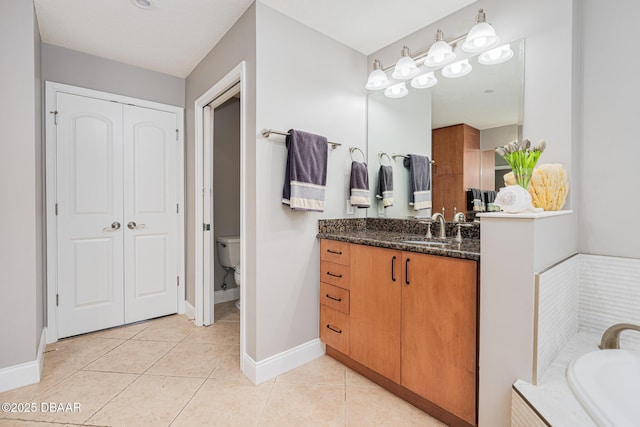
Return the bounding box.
[504,164,569,211]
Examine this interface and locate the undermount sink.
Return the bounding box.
[402,240,448,247]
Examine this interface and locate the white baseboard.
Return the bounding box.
[243,338,325,385]
[0,327,47,393]
[185,300,195,320]
[215,287,239,304]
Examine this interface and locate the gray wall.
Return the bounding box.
[42,43,185,107]
[254,3,367,360]
[213,98,241,291]
[0,0,43,369]
[579,0,640,258]
[34,3,44,352]
[185,3,257,356]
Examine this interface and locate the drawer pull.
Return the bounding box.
[325,294,342,302]
[326,272,343,278]
[326,324,342,334]
[327,249,343,255]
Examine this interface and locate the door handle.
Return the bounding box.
[405,258,410,285]
[391,256,396,282]
[127,221,146,230]
[103,222,121,232]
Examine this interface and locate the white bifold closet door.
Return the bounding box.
[56,92,178,338]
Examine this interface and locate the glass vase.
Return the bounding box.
[512,166,534,189]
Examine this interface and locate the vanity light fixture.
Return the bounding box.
[442,59,472,78]
[384,82,409,98]
[411,72,438,89]
[424,29,456,67]
[478,44,513,65]
[391,46,420,80]
[462,9,499,53]
[365,59,390,90]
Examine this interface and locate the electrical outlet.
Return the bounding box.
[346,199,355,215]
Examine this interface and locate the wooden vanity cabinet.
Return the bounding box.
[319,239,479,427]
[401,251,477,426]
[349,245,402,383]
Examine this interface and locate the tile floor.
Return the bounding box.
[0,301,444,426]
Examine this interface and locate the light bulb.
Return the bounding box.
[411,72,438,89]
[462,9,499,53]
[442,59,472,78]
[478,44,513,65]
[424,30,455,67]
[384,82,408,98]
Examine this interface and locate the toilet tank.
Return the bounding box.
[216,236,240,268]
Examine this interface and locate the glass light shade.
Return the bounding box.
[478,44,513,65]
[424,41,456,67]
[442,59,472,78]
[462,22,499,53]
[391,47,419,80]
[365,69,390,90]
[384,82,409,98]
[411,72,438,89]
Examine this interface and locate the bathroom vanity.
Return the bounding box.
[317,219,480,427]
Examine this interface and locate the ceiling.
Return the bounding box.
[34,0,476,78]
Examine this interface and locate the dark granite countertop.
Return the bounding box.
[317,219,480,261]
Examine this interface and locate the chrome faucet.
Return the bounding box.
[599,323,640,349]
[431,212,446,239]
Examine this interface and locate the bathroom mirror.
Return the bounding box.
[367,39,525,219]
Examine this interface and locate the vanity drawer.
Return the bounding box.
[320,239,350,266]
[320,305,349,354]
[320,260,350,289]
[320,282,350,314]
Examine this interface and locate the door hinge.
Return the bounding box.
[56,294,59,306]
[55,203,58,216]
[177,276,180,287]
[50,110,58,125]
[176,203,179,214]
[176,129,179,141]
[204,224,211,231]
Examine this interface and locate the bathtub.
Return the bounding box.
[567,349,640,427]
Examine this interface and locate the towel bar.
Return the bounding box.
[391,153,435,164]
[262,128,341,149]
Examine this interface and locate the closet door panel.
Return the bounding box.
[56,92,125,338]
[123,105,178,322]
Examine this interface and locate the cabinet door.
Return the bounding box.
[401,252,477,425]
[349,244,402,383]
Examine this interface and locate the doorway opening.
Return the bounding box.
[194,62,247,374]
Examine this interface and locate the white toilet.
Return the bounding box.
[216,235,240,310]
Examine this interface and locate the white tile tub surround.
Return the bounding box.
[579,254,640,350]
[534,255,579,384]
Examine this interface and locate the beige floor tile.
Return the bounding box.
[345,368,377,388]
[87,321,151,340]
[209,350,244,381]
[172,378,273,427]
[276,355,346,386]
[346,386,446,427]
[259,382,345,427]
[44,336,126,370]
[84,340,175,374]
[85,375,204,426]
[4,371,137,424]
[146,342,234,378]
[131,315,195,342]
[182,321,239,346]
[214,301,240,322]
